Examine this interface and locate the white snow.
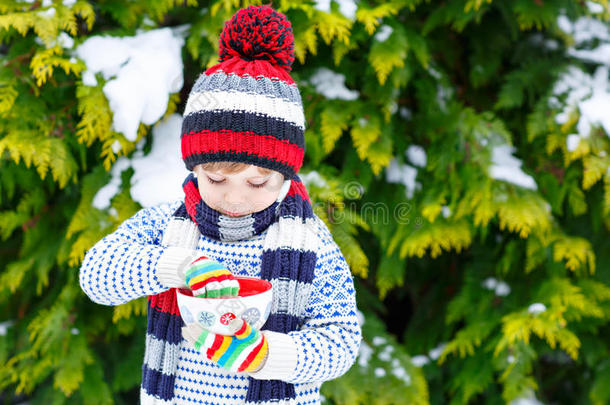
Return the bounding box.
[93,114,189,209]
[313,0,357,20]
[495,281,511,296]
[569,45,610,65]
[358,341,373,367]
[399,107,412,120]
[386,158,421,199]
[391,359,411,385]
[482,277,511,296]
[374,25,394,42]
[483,277,498,290]
[372,336,387,346]
[587,1,604,14]
[308,67,359,100]
[428,342,447,360]
[566,134,581,152]
[554,14,610,149]
[56,32,74,49]
[563,16,610,44]
[406,145,427,168]
[374,367,386,377]
[441,205,451,218]
[509,390,545,405]
[93,158,130,209]
[528,303,547,315]
[299,170,328,188]
[378,345,394,361]
[75,27,185,141]
[38,7,55,18]
[489,145,538,190]
[0,320,14,336]
[411,355,430,367]
[507,354,515,364]
[71,328,80,335]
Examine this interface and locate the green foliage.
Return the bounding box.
[1,0,609,404]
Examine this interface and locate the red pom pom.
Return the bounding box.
[218,5,295,72]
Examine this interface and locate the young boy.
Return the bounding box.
[79,4,361,405]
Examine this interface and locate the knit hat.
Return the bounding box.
[181,5,306,180]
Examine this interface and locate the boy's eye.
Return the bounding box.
[206,177,267,189]
[249,182,267,189]
[206,177,224,185]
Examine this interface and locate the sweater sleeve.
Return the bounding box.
[79,200,194,306]
[247,217,362,383]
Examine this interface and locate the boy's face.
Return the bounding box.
[192,164,285,218]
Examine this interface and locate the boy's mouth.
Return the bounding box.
[221,209,246,217]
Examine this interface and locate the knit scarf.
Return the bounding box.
[141,172,317,405]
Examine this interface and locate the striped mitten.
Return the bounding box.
[182,319,269,373]
[184,256,239,298]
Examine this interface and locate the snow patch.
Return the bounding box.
[399,107,412,120]
[428,342,447,360]
[509,390,545,405]
[375,25,394,42]
[554,14,610,148]
[0,320,14,336]
[93,114,189,209]
[300,171,329,188]
[56,32,74,49]
[406,145,427,168]
[358,341,373,368]
[482,277,511,297]
[411,355,430,367]
[75,27,185,141]
[378,345,394,361]
[308,67,359,100]
[372,336,387,346]
[528,303,547,315]
[313,0,357,20]
[587,1,604,14]
[489,145,538,190]
[386,158,421,199]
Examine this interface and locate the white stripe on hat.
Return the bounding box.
[183,89,305,130]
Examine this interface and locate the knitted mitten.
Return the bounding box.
[182,319,268,373]
[184,256,240,298]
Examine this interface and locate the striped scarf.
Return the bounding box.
[141,173,317,404]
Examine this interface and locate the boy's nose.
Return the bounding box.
[223,190,247,206]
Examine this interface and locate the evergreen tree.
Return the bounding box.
[0,1,609,404]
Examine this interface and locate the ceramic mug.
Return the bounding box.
[176,276,273,335]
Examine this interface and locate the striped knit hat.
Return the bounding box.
[181,4,306,180]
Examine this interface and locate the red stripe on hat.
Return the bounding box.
[205,57,296,85]
[181,129,303,173]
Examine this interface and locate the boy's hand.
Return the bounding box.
[184,256,239,298]
[182,318,268,373]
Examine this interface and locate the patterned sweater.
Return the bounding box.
[79,200,362,405]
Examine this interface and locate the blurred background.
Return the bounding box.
[1,0,609,404]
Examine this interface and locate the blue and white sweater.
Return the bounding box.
[79,200,362,405]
